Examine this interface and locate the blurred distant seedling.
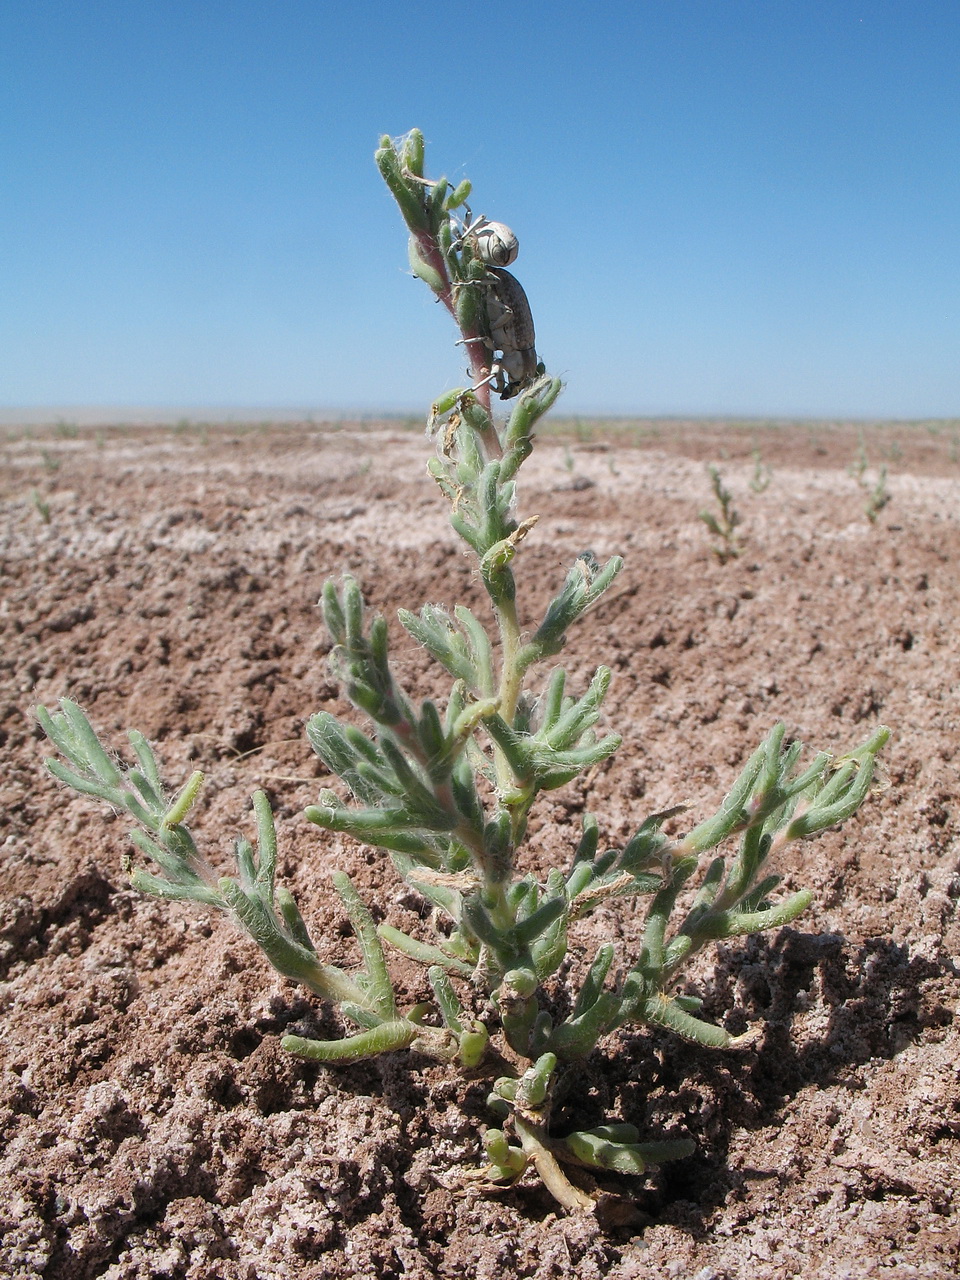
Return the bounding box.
[848,434,890,524]
[749,448,772,494]
[699,463,743,562]
[29,488,51,524]
[863,467,890,524]
[39,131,889,1214]
[175,417,210,446]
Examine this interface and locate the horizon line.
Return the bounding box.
[2,404,958,428]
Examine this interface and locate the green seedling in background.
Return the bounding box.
[39,131,889,1213]
[30,488,51,524]
[749,447,772,493]
[848,432,891,524]
[699,463,743,562]
[863,465,890,523]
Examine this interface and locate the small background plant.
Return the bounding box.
[38,130,889,1213]
[698,463,743,561]
[848,431,891,524]
[749,447,772,493]
[29,487,51,524]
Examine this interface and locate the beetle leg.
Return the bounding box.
[472,363,507,396]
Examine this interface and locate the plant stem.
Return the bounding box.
[409,224,500,456]
[514,1113,594,1211]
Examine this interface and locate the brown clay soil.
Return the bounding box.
[1,417,958,1279]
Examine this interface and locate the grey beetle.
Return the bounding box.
[477,266,542,399]
[463,216,519,268]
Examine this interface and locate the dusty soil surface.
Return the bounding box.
[1,417,958,1279]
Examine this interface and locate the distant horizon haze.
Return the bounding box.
[3,405,958,430]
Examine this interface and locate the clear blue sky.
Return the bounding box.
[2,1,959,418]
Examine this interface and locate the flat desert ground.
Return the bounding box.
[1,418,958,1278]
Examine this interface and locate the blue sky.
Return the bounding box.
[2,1,959,417]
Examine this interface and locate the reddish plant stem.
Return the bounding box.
[411,227,501,460]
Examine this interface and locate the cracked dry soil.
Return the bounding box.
[1,419,958,1279]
